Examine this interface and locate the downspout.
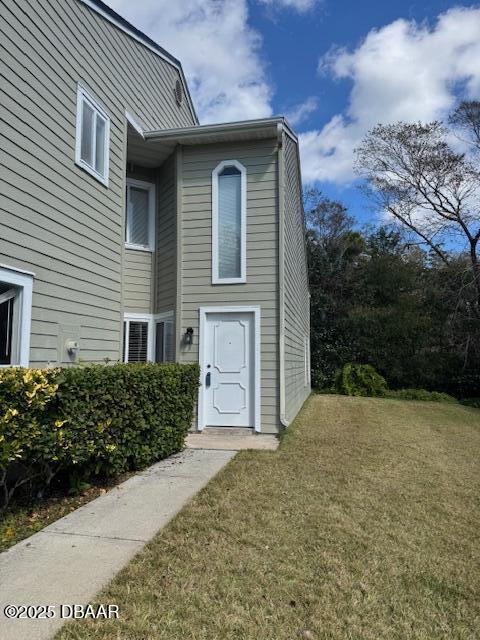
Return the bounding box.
[277,123,289,428]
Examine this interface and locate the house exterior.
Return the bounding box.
[0,0,310,434]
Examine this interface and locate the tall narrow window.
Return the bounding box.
[75,85,110,186]
[212,160,246,284]
[155,319,174,362]
[125,179,155,251]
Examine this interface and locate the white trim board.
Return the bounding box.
[198,306,261,433]
[125,110,145,138]
[211,160,247,285]
[0,265,33,368]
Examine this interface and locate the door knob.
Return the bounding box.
[205,372,211,388]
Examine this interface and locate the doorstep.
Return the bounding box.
[186,427,279,451]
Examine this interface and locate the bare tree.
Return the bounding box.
[449,100,480,154]
[355,108,480,310]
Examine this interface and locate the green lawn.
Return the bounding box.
[58,395,480,640]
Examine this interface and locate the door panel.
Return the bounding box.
[204,312,254,427]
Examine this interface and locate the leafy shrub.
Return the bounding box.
[0,368,60,510]
[386,389,457,403]
[334,363,388,397]
[460,397,480,409]
[0,363,199,512]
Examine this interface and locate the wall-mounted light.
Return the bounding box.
[184,327,194,345]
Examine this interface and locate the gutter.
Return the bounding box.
[145,117,299,144]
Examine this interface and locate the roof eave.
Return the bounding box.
[144,117,298,145]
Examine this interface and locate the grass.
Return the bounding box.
[0,473,132,552]
[57,395,480,640]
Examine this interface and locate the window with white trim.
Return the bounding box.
[125,179,155,251]
[0,267,33,367]
[75,85,110,186]
[123,313,174,363]
[212,160,246,284]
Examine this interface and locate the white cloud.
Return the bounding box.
[105,0,273,123]
[300,7,480,184]
[285,96,319,126]
[258,0,321,12]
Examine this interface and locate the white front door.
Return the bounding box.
[202,311,254,427]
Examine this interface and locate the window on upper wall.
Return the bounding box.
[0,267,33,368]
[125,179,155,251]
[75,85,110,186]
[212,160,247,284]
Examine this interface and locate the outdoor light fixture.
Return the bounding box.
[184,327,194,345]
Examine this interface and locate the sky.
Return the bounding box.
[106,0,480,226]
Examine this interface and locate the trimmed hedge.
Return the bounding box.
[334,364,459,404]
[387,389,457,403]
[0,363,199,512]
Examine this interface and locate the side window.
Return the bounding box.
[123,314,174,363]
[75,85,110,186]
[212,160,246,284]
[0,267,33,367]
[125,180,155,251]
[123,320,149,363]
[155,319,174,363]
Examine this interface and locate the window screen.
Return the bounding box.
[218,166,242,279]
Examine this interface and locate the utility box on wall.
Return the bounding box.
[57,325,80,365]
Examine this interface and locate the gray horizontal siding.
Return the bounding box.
[178,140,280,433]
[156,154,176,314]
[283,134,310,422]
[1,0,196,365]
[123,250,153,314]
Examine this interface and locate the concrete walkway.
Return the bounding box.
[0,448,235,640]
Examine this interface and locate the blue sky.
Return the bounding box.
[107,0,480,226]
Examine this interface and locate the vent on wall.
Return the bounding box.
[174,79,183,106]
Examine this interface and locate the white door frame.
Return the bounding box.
[198,306,261,432]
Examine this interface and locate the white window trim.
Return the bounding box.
[198,305,261,432]
[211,160,247,284]
[125,178,156,252]
[123,312,173,363]
[0,265,33,368]
[75,84,110,187]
